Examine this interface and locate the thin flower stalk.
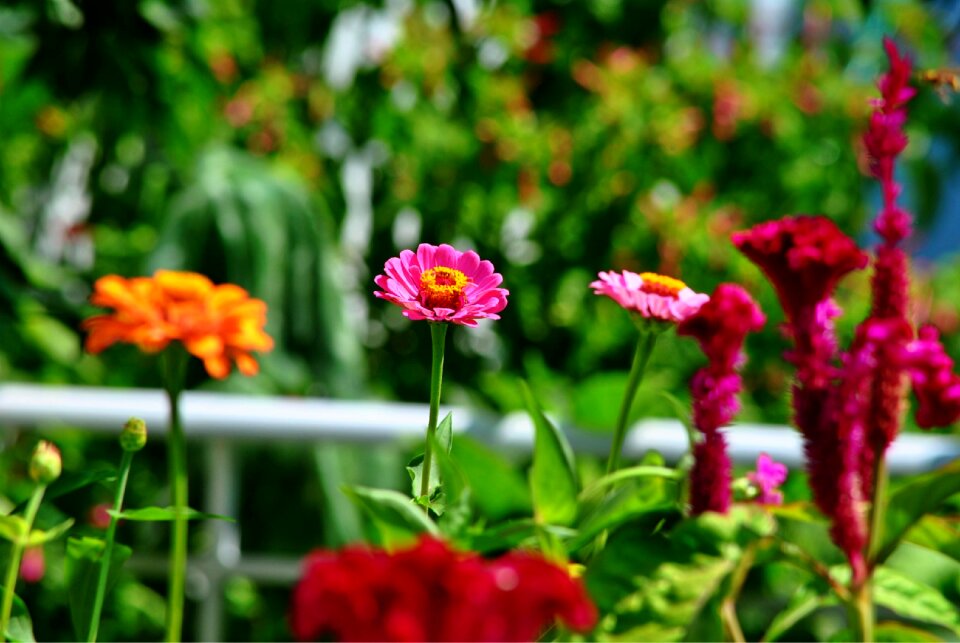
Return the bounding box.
[419,322,448,502]
[87,419,147,643]
[592,270,708,472]
[0,442,61,636]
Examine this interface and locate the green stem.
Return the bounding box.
[162,349,188,643]
[848,455,886,642]
[849,579,874,643]
[87,449,134,642]
[867,457,888,564]
[606,331,657,474]
[721,541,757,643]
[0,485,45,637]
[419,323,448,503]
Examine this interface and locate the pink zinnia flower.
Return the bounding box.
[374,244,509,327]
[591,270,708,323]
[747,453,788,505]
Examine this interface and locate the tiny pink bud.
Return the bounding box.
[29,440,62,485]
[20,547,45,584]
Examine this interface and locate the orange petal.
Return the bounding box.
[203,355,231,380]
[234,352,259,376]
[209,284,250,308]
[184,334,225,358]
[154,270,214,301]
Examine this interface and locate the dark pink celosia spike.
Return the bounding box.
[689,431,732,515]
[678,283,766,371]
[679,284,765,515]
[857,37,918,506]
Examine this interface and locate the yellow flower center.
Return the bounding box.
[639,272,687,298]
[420,266,469,309]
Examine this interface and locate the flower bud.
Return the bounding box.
[29,441,62,485]
[120,417,148,452]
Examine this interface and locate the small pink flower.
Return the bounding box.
[747,453,788,505]
[89,502,113,530]
[20,547,45,583]
[374,244,509,327]
[591,270,708,323]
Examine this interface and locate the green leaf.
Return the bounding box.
[406,412,454,511]
[6,593,35,643]
[0,515,29,544]
[874,621,942,642]
[12,465,117,515]
[873,566,960,634]
[578,465,680,501]
[44,465,117,503]
[341,485,439,548]
[108,506,235,522]
[762,583,837,642]
[26,518,74,546]
[586,517,738,640]
[877,459,960,564]
[430,434,472,538]
[904,515,960,565]
[65,536,133,641]
[451,436,531,521]
[522,381,578,526]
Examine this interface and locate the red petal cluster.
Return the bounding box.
[289,536,597,642]
[732,215,868,324]
[679,284,765,515]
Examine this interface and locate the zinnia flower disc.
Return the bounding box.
[374,243,509,326]
[590,269,709,323]
[83,270,274,379]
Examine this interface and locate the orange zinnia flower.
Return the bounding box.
[83,270,274,379]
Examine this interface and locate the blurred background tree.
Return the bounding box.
[1,0,959,639]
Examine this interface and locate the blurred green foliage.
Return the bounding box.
[2,0,960,639]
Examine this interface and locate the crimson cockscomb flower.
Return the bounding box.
[289,536,597,642]
[374,243,509,327]
[678,283,765,514]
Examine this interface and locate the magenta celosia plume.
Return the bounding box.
[374,244,509,326]
[731,39,960,586]
[289,536,597,642]
[747,453,788,505]
[678,283,765,514]
[591,270,708,323]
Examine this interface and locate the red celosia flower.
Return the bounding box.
[732,215,868,324]
[679,284,765,515]
[591,270,708,323]
[289,536,597,642]
[84,271,274,379]
[374,244,509,327]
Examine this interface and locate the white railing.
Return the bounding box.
[1,383,958,640]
